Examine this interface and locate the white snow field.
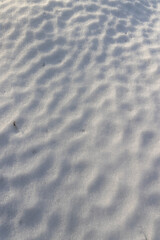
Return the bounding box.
[1,0,160,239]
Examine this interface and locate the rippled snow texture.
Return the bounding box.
[1,0,160,239]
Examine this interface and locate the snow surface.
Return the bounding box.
[1,0,160,239]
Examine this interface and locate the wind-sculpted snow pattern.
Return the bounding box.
[1,0,160,239]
